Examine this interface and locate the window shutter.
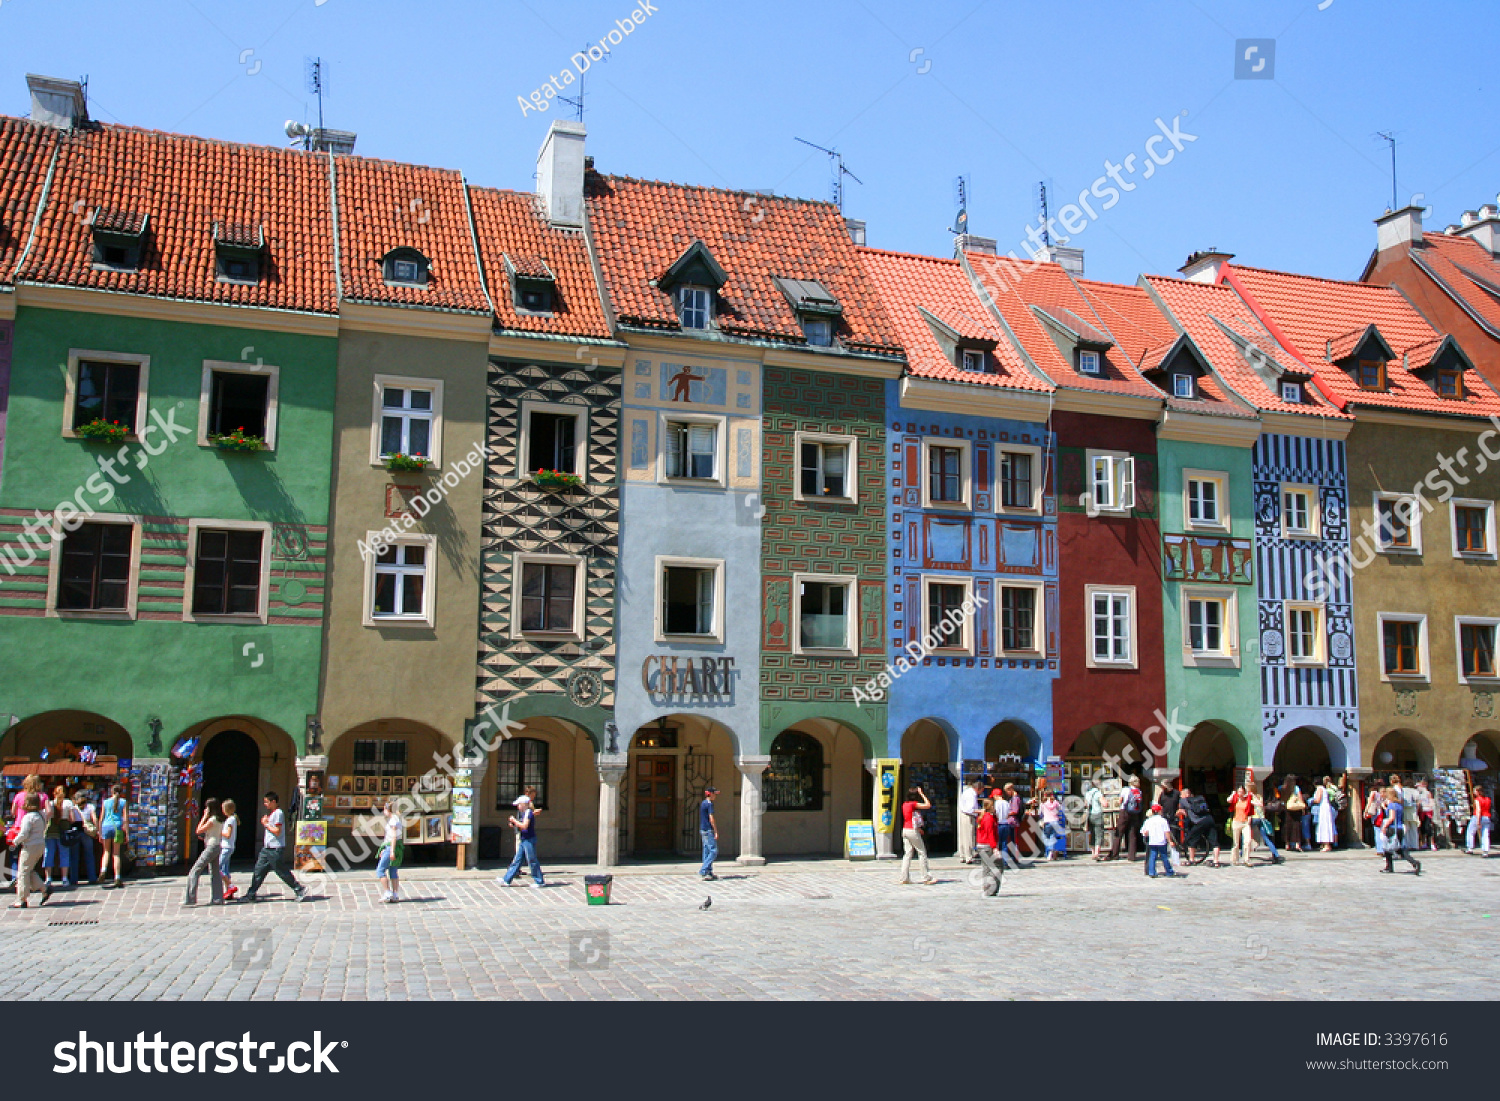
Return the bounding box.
[1119,457,1136,510]
[1092,456,1112,509]
[697,569,715,634]
[666,423,683,477]
[688,424,716,477]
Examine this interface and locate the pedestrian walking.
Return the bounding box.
[1106,775,1144,862]
[1283,777,1306,851]
[1140,803,1177,878]
[974,797,1003,896]
[1311,776,1337,852]
[1180,784,1221,867]
[183,798,224,906]
[957,778,981,864]
[997,782,1021,862]
[1228,779,1256,866]
[242,792,307,903]
[1084,779,1106,861]
[699,786,719,881]
[1415,779,1437,850]
[220,800,239,900]
[1040,791,1067,861]
[41,785,72,889]
[69,790,98,886]
[896,786,935,885]
[98,783,129,889]
[9,793,47,908]
[1379,787,1421,876]
[1466,787,1492,855]
[499,788,545,888]
[1366,786,1388,859]
[1252,788,1284,864]
[377,799,404,903]
[7,775,47,888]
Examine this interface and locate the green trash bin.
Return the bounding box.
[584,874,612,905]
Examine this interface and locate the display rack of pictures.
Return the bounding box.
[904,763,956,837]
[449,767,473,848]
[326,772,453,846]
[1059,758,1109,851]
[129,760,180,869]
[294,771,327,873]
[1432,768,1472,841]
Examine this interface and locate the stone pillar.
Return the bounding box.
[1344,767,1373,848]
[596,760,627,868]
[735,755,771,865]
[867,758,895,859]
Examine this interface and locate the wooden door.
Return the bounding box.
[634,756,677,853]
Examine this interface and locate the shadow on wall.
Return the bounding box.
[108,451,172,520]
[222,454,310,530]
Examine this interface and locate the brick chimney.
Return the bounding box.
[1179,250,1234,283]
[26,74,87,130]
[1375,204,1424,254]
[537,120,586,228]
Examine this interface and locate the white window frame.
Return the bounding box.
[1449,498,1496,560]
[519,400,589,478]
[1377,611,1429,683]
[1280,381,1302,404]
[1172,373,1195,399]
[183,518,272,625]
[197,359,281,450]
[658,412,727,486]
[793,431,857,503]
[363,533,437,629]
[792,572,857,656]
[1077,350,1101,375]
[62,349,151,439]
[1183,469,1228,531]
[921,437,973,511]
[654,556,725,644]
[1455,616,1500,685]
[1182,585,1238,666]
[961,349,985,373]
[1373,492,1423,555]
[921,575,974,654]
[371,375,445,469]
[1086,450,1135,514]
[996,579,1045,656]
[996,444,1043,514]
[1284,601,1326,667]
[44,514,142,620]
[677,286,713,330]
[511,552,586,641]
[1085,584,1137,669]
[1281,483,1319,539]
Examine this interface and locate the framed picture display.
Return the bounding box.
[336,795,352,810]
[423,815,443,843]
[327,775,341,793]
[354,795,371,809]
[353,777,367,794]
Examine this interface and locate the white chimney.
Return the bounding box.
[26,74,87,129]
[537,120,586,228]
[845,218,867,246]
[1046,245,1085,274]
[954,234,997,256]
[1375,204,1424,253]
[1447,200,1500,258]
[1179,250,1234,283]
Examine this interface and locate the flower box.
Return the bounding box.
[74,419,130,444]
[384,453,432,473]
[208,428,266,452]
[532,468,583,490]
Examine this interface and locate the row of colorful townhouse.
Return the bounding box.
[1,76,1498,867]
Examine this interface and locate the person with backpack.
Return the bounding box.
[1084,779,1106,861]
[896,786,935,886]
[98,784,129,889]
[41,785,73,890]
[1378,787,1421,876]
[1180,784,1222,867]
[1106,776,1144,861]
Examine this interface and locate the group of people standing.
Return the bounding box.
[4,775,131,906]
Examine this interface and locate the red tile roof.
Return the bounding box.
[468,186,612,339]
[1410,232,1500,339]
[0,117,60,285]
[858,247,1045,390]
[333,155,489,313]
[14,121,339,313]
[585,174,901,356]
[1229,264,1500,418]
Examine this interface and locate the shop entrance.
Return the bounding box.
[634,755,677,854]
[1273,727,1332,783]
[1179,722,1239,811]
[201,729,260,859]
[899,719,956,856]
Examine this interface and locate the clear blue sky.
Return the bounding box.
[2,0,1496,285]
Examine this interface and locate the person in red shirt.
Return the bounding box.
[1467,789,1492,855]
[896,786,935,886]
[974,798,1002,896]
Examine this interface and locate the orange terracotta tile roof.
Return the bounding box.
[964,252,1164,401]
[858,247,1045,390]
[333,155,488,313]
[585,173,901,356]
[13,120,339,313]
[1410,232,1500,339]
[0,116,55,285]
[468,186,612,339]
[1229,263,1500,418]
[1142,274,1346,418]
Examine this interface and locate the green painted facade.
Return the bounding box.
[0,305,336,752]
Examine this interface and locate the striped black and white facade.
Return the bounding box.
[1251,432,1360,769]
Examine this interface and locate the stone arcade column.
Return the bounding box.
[596,759,627,867]
[867,759,895,859]
[735,755,771,865]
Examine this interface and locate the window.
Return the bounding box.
[1183,587,1238,664]
[494,737,549,810]
[922,438,971,508]
[69,356,145,434]
[1374,494,1420,553]
[380,386,434,459]
[55,522,133,613]
[523,405,584,475]
[190,527,265,618]
[677,286,712,330]
[1380,616,1425,678]
[1458,618,1500,682]
[658,559,722,640]
[924,579,971,652]
[94,241,141,271]
[517,282,555,313]
[961,349,985,373]
[997,448,1039,512]
[999,584,1042,653]
[1285,603,1324,665]
[795,575,854,653]
[1437,368,1463,399]
[201,363,277,446]
[802,317,834,347]
[371,542,429,622]
[216,253,260,283]
[1078,350,1101,375]
[1087,451,1135,513]
[1184,471,1226,529]
[797,434,854,501]
[1280,381,1302,404]
[517,558,580,636]
[764,731,824,811]
[664,419,719,481]
[1356,359,1385,390]
[1451,500,1495,558]
[383,249,429,287]
[1281,484,1318,538]
[1087,585,1135,667]
[352,739,408,777]
[1186,598,1223,654]
[1172,373,1194,399]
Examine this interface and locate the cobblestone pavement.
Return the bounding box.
[1,849,1494,1000]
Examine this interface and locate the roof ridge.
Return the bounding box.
[1233,262,1403,293]
[859,246,957,265]
[591,171,833,208]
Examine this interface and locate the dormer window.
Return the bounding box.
[1078,350,1101,375]
[775,277,843,348]
[89,209,148,272]
[802,318,833,347]
[659,241,729,333]
[1172,374,1194,399]
[383,248,430,288]
[677,286,712,330]
[213,222,266,285]
[1356,359,1386,390]
[1437,368,1463,399]
[1281,381,1302,404]
[504,254,557,315]
[961,349,985,373]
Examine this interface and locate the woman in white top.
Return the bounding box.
[219,800,239,901]
[377,799,404,904]
[1312,776,1338,851]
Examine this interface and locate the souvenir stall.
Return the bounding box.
[1356,770,1425,847]
[2,748,123,818]
[325,771,454,866]
[903,762,956,851]
[1431,768,1473,849]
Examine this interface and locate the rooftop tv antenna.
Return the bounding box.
[306,57,327,134]
[559,44,606,122]
[1376,131,1398,212]
[795,137,862,211]
[951,175,970,235]
[1037,181,1051,248]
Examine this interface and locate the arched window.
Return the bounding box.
[764,730,823,811]
[382,247,430,288]
[495,737,548,810]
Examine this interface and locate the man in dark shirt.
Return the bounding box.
[699,787,719,881]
